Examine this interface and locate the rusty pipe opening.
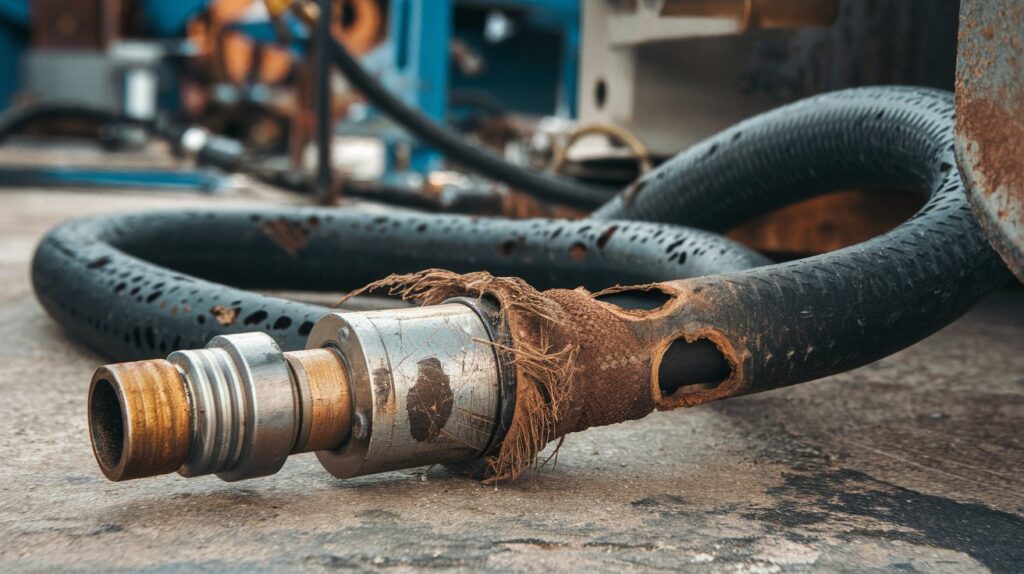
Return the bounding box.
[88,379,125,474]
[658,338,731,396]
[88,360,192,481]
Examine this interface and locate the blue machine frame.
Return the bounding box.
[0,0,580,179]
[382,0,579,173]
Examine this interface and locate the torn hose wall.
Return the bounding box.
[33,87,1009,477]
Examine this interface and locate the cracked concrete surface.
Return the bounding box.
[1,188,1022,573]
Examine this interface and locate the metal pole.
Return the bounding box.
[314,0,333,203]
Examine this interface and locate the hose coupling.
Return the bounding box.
[88,301,506,482]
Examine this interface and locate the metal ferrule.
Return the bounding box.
[310,303,502,479]
[169,333,297,481]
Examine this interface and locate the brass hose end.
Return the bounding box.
[88,360,191,481]
[87,333,356,482]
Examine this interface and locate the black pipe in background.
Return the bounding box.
[314,0,333,204]
[323,28,610,209]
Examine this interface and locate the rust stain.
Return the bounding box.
[499,190,586,219]
[568,243,587,261]
[209,305,238,326]
[406,357,454,443]
[622,178,646,205]
[957,95,1024,218]
[372,366,396,415]
[956,0,1024,209]
[955,0,1024,279]
[262,218,311,255]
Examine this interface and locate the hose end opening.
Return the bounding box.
[88,377,125,476]
[88,360,192,481]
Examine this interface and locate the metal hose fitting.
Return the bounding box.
[88,302,505,482]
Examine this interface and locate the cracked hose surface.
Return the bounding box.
[33,88,1009,462]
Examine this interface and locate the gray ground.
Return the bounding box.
[1,180,1022,573]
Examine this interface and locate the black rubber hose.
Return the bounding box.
[31,88,1009,394]
[325,33,609,209]
[313,0,333,203]
[31,210,766,360]
[0,103,240,169]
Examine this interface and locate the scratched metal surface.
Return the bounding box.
[0,187,1022,573]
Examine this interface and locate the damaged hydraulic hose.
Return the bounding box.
[32,87,1009,482]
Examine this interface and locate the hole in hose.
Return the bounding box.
[90,379,125,471]
[596,289,673,311]
[658,338,731,397]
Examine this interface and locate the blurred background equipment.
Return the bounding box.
[0,0,965,251]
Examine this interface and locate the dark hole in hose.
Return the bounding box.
[596,289,673,311]
[596,225,618,248]
[658,338,731,396]
[90,379,125,471]
[244,310,269,325]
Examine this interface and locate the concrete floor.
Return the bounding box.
[1,183,1023,573]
